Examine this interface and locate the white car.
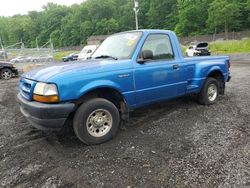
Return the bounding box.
[10,56,27,63]
[31,55,53,62]
[185,42,211,57]
[78,45,98,60]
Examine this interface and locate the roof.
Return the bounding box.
[87,30,174,41]
[118,29,173,34]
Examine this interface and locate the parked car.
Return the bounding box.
[186,42,211,57]
[62,53,79,62]
[78,45,98,60]
[17,30,231,145]
[10,56,27,63]
[0,61,18,80]
[32,55,53,63]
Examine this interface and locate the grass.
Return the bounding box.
[181,38,250,55]
[53,50,79,61]
[209,38,250,55]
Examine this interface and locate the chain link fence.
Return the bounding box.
[179,31,250,45]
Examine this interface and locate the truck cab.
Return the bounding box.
[18,30,231,145]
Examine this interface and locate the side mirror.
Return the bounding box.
[138,50,153,64]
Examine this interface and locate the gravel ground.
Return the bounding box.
[0,57,249,188]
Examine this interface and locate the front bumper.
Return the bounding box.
[17,93,75,131]
[194,52,211,56]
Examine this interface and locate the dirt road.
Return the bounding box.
[0,58,249,187]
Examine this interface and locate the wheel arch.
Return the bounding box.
[207,69,225,94]
[1,66,12,70]
[73,86,130,121]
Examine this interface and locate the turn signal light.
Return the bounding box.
[33,94,59,103]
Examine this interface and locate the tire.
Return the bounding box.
[1,68,12,80]
[73,98,120,145]
[198,77,219,105]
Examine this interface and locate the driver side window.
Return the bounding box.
[141,34,174,61]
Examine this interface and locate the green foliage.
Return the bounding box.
[94,18,119,35]
[147,0,177,29]
[175,0,213,36]
[248,0,250,22]
[0,0,249,48]
[207,0,242,35]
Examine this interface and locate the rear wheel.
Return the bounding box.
[73,98,120,145]
[198,77,219,105]
[1,68,12,80]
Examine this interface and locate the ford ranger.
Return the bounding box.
[17,30,231,145]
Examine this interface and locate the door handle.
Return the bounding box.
[173,64,179,70]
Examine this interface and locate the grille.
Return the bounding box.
[19,78,37,100]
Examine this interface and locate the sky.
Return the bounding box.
[0,0,84,17]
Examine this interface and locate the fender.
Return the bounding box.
[78,80,131,121]
[191,64,224,93]
[206,66,226,81]
[206,66,223,76]
[78,79,124,98]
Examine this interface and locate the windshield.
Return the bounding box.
[92,32,142,59]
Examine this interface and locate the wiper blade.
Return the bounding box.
[94,55,118,60]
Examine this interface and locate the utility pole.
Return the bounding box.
[133,0,139,30]
[0,37,6,61]
[0,37,4,50]
[21,39,25,49]
[36,37,39,50]
[50,38,54,50]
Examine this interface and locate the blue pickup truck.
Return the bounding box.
[18,30,231,145]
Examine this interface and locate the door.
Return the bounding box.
[134,34,187,106]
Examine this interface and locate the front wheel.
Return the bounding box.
[73,98,120,145]
[198,77,219,105]
[1,68,12,80]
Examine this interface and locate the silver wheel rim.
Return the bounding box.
[207,83,218,102]
[86,109,113,137]
[2,70,11,80]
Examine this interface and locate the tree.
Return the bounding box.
[147,0,177,30]
[94,18,119,35]
[0,0,248,48]
[247,0,250,23]
[207,0,242,39]
[175,0,213,36]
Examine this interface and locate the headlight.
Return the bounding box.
[33,82,59,103]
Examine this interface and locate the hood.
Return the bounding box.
[0,61,14,67]
[195,42,209,50]
[22,59,131,82]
